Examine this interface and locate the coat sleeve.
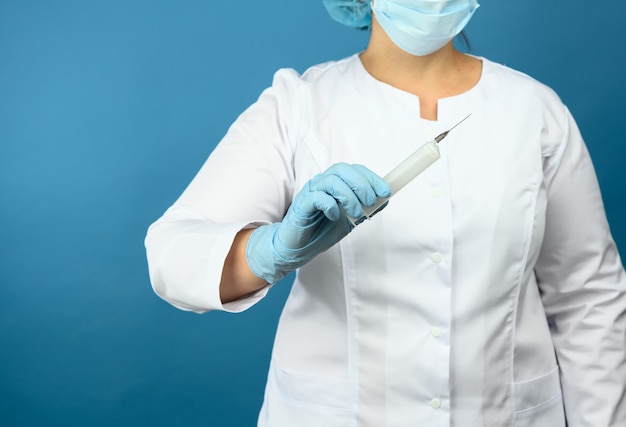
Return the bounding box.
[535,106,626,426]
[144,69,302,313]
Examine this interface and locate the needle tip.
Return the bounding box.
[434,113,472,143]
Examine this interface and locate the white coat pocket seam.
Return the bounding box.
[511,391,562,416]
[511,366,562,414]
[267,361,357,412]
[267,390,356,415]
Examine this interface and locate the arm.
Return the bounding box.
[220,228,266,304]
[535,107,626,426]
[145,68,390,312]
[145,69,300,313]
[147,164,390,309]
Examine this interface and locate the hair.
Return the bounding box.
[457,31,471,51]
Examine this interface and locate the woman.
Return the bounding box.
[145,1,626,425]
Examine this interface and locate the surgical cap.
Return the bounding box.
[322,0,372,29]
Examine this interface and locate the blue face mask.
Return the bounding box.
[372,0,480,56]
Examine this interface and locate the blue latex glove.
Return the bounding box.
[246,163,391,283]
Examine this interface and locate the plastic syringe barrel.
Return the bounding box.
[349,139,441,226]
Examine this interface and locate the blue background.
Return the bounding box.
[1,1,625,425]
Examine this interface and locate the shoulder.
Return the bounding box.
[480,57,564,110]
[257,55,360,137]
[479,57,573,154]
[300,55,357,83]
[268,55,358,95]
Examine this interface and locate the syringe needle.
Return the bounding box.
[435,113,472,143]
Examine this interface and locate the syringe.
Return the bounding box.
[349,114,471,226]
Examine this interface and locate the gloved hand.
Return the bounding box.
[246,163,391,283]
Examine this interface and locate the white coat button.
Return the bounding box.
[431,253,442,263]
[430,398,442,409]
[431,327,441,337]
[431,188,441,198]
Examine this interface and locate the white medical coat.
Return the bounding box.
[145,55,626,426]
